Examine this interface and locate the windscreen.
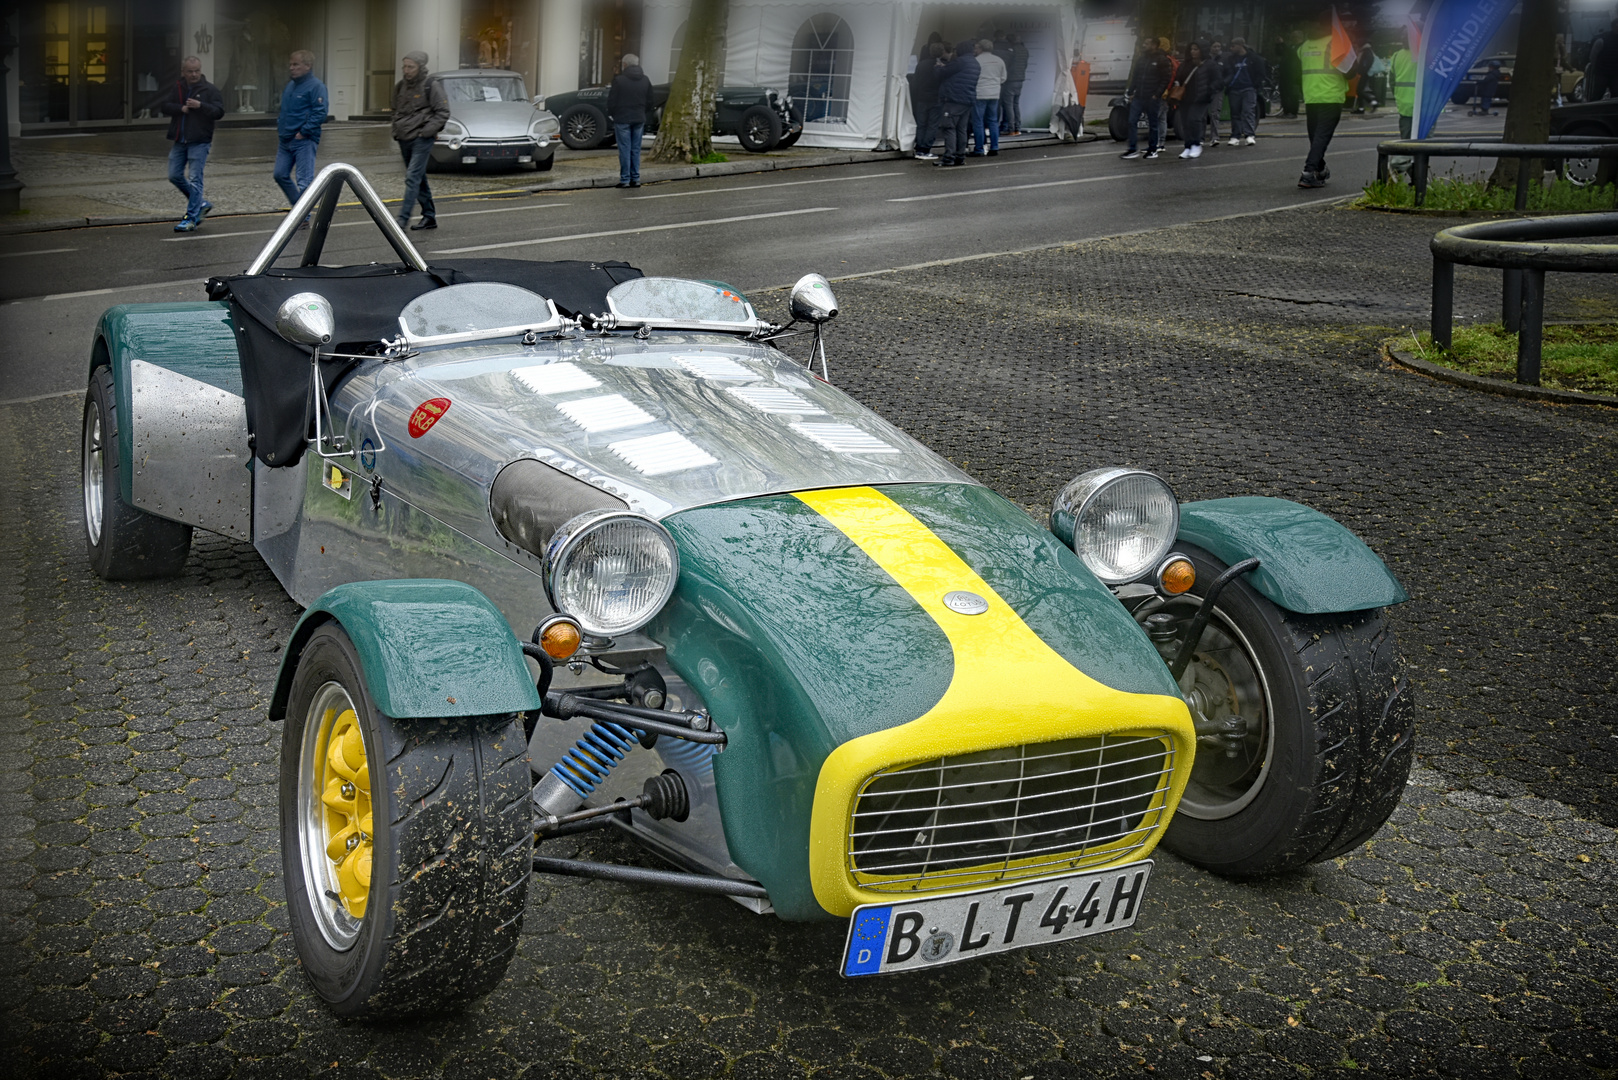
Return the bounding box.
[607,277,755,325]
[400,282,552,340]
[440,75,528,103]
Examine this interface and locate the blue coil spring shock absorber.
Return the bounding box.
[550,721,639,802]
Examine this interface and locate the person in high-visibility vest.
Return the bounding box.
[1389,31,1418,177]
[1298,13,1349,189]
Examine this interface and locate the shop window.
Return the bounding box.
[790,14,853,124]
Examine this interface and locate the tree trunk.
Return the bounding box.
[650,0,728,163]
[1491,0,1557,189]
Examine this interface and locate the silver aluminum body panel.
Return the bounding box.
[128,360,252,540]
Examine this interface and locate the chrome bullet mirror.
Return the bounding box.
[789,274,839,324]
[277,292,335,346]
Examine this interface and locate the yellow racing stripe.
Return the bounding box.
[795,487,1195,917]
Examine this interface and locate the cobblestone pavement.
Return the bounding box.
[2,205,1616,1080]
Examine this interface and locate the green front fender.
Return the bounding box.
[269,579,541,721]
[1178,496,1408,614]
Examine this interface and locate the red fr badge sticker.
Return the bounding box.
[408,397,451,438]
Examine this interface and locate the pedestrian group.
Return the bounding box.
[910,32,1030,166]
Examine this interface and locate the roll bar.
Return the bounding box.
[245,163,429,277]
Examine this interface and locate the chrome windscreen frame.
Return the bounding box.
[245,162,429,276]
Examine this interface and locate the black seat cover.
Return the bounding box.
[211,259,641,468]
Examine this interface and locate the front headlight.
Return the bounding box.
[1050,468,1179,585]
[438,118,468,142]
[529,112,560,138]
[545,510,680,637]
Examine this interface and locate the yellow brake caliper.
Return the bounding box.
[319,708,373,919]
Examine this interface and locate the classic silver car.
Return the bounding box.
[431,69,558,171]
[81,164,1413,1017]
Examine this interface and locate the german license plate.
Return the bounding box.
[841,861,1152,976]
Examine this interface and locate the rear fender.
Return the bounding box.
[269,579,541,721]
[1177,497,1408,614]
[90,302,240,505]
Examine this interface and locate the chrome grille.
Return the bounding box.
[847,734,1174,894]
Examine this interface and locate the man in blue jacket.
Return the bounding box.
[274,50,327,217]
[935,41,980,167]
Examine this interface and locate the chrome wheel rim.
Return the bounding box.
[745,116,771,143]
[83,403,103,547]
[566,114,597,142]
[1566,156,1598,187]
[1175,610,1276,820]
[299,681,371,950]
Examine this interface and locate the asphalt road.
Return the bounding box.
[0,134,1395,403]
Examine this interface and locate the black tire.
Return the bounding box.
[1159,544,1415,878]
[82,366,192,580]
[776,130,802,149]
[559,104,609,150]
[1108,104,1130,142]
[737,105,783,152]
[280,622,533,1017]
[533,151,555,172]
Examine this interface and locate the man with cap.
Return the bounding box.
[392,51,450,230]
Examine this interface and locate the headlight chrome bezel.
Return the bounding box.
[544,510,681,638]
[1051,467,1180,586]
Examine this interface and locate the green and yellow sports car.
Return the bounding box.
[80,165,1413,1016]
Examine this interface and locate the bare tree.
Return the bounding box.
[651,0,729,163]
[1491,0,1557,189]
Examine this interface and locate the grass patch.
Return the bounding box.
[691,152,729,165]
[1401,322,1618,395]
[1359,176,1617,213]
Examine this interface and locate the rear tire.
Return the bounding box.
[1159,544,1415,878]
[737,105,783,152]
[560,104,609,150]
[1108,104,1130,142]
[280,623,533,1017]
[82,366,192,580]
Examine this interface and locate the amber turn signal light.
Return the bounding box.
[538,616,583,660]
[1158,558,1196,595]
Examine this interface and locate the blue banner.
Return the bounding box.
[1413,0,1516,139]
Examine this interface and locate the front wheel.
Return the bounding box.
[1158,544,1414,878]
[737,105,783,152]
[1108,104,1130,141]
[560,104,609,150]
[280,623,533,1017]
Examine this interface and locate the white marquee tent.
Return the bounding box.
[637,0,1084,150]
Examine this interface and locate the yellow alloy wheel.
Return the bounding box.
[299,681,374,950]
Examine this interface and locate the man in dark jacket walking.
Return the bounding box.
[935,41,980,166]
[162,55,224,231]
[607,55,655,188]
[392,51,450,230]
[1000,33,1030,135]
[1222,39,1266,144]
[1277,30,1304,118]
[1120,39,1174,159]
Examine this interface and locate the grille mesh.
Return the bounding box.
[847,734,1174,894]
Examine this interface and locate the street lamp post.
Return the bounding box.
[0,5,22,214]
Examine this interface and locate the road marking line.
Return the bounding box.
[163,200,574,241]
[0,388,83,406]
[0,247,78,259]
[432,207,840,254]
[743,193,1357,293]
[630,172,904,200]
[890,155,1298,202]
[21,278,208,303]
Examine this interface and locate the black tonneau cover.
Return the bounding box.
[210,259,642,468]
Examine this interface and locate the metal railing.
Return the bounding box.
[1377,138,1618,209]
[1430,212,1618,385]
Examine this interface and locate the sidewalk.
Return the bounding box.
[3,122,1068,234]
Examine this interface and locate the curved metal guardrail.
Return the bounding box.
[1377,138,1618,209]
[1430,212,1618,386]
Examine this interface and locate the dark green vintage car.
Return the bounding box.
[543,82,803,152]
[79,164,1414,1016]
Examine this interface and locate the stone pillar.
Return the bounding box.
[539,0,584,98]
[0,6,21,211]
[181,0,216,69]
[397,0,464,76]
[324,0,366,119]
